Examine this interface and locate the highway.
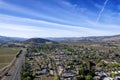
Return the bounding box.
[6,48,26,80]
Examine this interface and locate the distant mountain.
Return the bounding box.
[25,38,56,43]
[0,36,27,42]
[0,34,120,43]
[47,35,120,42]
[102,35,120,42]
[47,37,103,42]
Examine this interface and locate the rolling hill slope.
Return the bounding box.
[0,36,27,42]
[25,38,56,43]
[47,35,120,42]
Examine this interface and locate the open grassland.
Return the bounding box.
[0,47,20,69]
[0,55,15,63]
[0,63,9,69]
[0,47,20,55]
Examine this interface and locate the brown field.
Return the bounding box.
[0,55,15,63]
[0,63,9,69]
[0,47,20,69]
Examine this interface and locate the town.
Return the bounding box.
[0,0,120,79]
[21,41,120,80]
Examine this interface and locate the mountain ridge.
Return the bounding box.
[0,34,120,43]
[0,35,27,42]
[47,34,120,42]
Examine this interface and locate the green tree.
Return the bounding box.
[54,75,59,80]
[86,75,93,80]
[111,73,116,78]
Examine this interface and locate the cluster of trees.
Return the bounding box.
[21,61,34,80]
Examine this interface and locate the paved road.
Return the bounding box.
[6,48,26,80]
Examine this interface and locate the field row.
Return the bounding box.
[0,47,20,69]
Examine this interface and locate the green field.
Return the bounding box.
[0,47,20,69]
[0,48,20,55]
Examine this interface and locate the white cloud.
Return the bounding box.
[0,0,68,23]
[87,20,120,30]
[0,14,112,32]
[0,14,91,30]
[0,23,114,38]
[0,0,98,26]
[0,23,82,38]
[0,14,119,38]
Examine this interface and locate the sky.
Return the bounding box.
[0,0,120,38]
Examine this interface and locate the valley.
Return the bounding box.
[0,35,120,80]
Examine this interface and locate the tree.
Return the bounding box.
[111,73,116,78]
[54,75,59,80]
[26,76,31,80]
[85,75,93,80]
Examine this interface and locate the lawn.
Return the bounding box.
[0,47,20,69]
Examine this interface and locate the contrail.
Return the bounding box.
[96,0,109,23]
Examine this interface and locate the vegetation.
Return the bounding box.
[53,75,59,80]
[85,75,93,80]
[25,41,120,80]
[21,60,34,80]
[0,47,20,69]
[0,47,19,55]
[25,38,56,43]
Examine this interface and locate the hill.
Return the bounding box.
[25,38,56,44]
[102,35,120,42]
[47,35,120,43]
[0,36,27,42]
[0,35,120,43]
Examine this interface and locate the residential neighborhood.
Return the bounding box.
[23,42,120,80]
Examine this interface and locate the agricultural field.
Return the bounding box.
[0,47,20,69]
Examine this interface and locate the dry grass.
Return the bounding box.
[0,47,19,55]
[0,63,9,69]
[0,55,15,63]
[0,47,20,69]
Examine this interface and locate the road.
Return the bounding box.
[6,48,26,80]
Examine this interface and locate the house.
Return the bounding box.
[103,77,113,80]
[62,70,75,78]
[50,69,54,75]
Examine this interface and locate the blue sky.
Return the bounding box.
[0,0,120,38]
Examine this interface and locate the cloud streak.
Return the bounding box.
[0,1,70,24]
[0,0,119,37]
[0,23,117,38]
[0,14,114,32]
[96,0,109,23]
[0,0,95,27]
[0,14,119,38]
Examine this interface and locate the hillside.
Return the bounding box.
[102,35,120,42]
[25,38,56,43]
[48,35,120,43]
[0,36,27,42]
[0,35,120,43]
